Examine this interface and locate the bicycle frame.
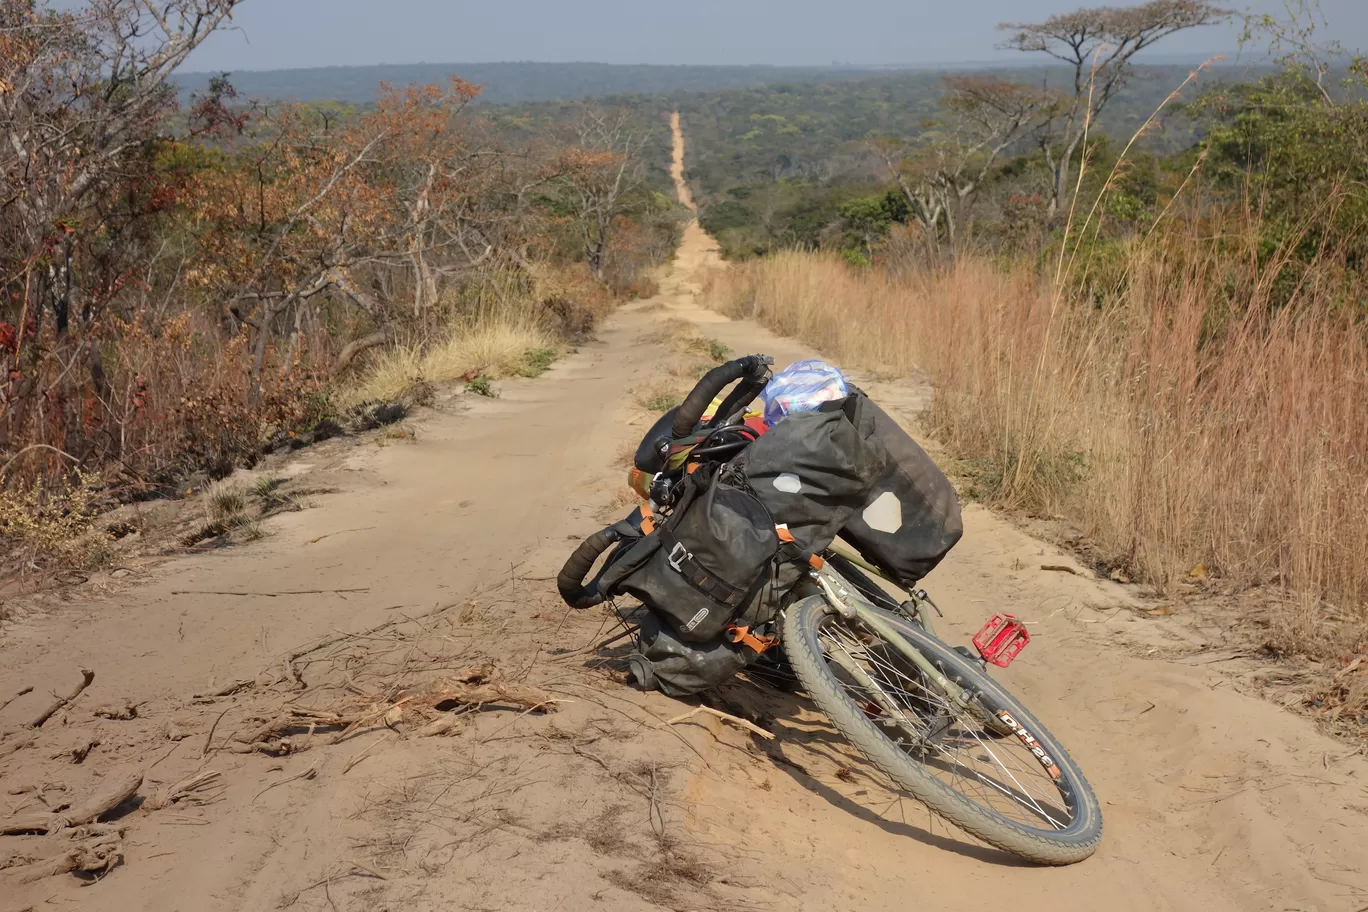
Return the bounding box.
[805,557,981,716]
[825,543,942,638]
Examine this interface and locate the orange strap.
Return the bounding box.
[640,501,656,536]
[729,625,779,654]
[775,526,825,569]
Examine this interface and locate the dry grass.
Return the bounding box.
[705,232,1368,664]
[638,318,730,363]
[633,379,685,414]
[346,318,556,406]
[0,470,113,571]
[205,480,248,524]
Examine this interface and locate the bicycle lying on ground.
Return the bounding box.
[558,353,1103,865]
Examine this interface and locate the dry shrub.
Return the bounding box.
[706,227,1368,659]
[0,469,113,569]
[1,308,332,497]
[345,264,613,405]
[347,317,555,406]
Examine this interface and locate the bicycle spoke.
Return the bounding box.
[816,617,1074,832]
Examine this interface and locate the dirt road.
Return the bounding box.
[0,114,1364,912]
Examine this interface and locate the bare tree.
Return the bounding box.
[0,0,241,445]
[2,0,243,308]
[559,106,647,281]
[1240,0,1346,105]
[999,0,1231,215]
[873,76,1056,257]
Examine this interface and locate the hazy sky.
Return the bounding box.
[185,0,1368,72]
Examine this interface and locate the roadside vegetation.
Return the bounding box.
[703,0,1368,724]
[0,0,687,581]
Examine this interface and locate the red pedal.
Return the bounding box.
[973,614,1030,668]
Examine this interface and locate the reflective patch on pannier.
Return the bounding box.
[862,491,904,534]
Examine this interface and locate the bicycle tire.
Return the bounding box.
[782,595,1102,865]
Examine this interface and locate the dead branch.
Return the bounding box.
[668,706,775,741]
[91,701,137,721]
[193,679,255,701]
[223,666,556,757]
[50,735,100,764]
[332,328,392,375]
[171,588,370,598]
[145,770,224,810]
[396,676,559,713]
[29,669,95,729]
[0,686,34,714]
[342,733,395,774]
[349,859,389,881]
[0,770,141,835]
[250,764,316,803]
[1,824,127,884]
[201,707,232,759]
[0,732,38,760]
[415,713,465,737]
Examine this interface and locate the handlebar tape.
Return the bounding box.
[707,372,769,430]
[670,355,770,440]
[556,525,624,610]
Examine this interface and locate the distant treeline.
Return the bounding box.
[175,62,922,105]
[173,60,1268,107]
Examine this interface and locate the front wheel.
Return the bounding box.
[782,596,1102,865]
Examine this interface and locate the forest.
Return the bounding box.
[698,0,1368,716]
[0,0,690,577]
[173,61,920,106]
[3,0,1367,721]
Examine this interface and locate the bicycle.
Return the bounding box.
[558,354,1103,865]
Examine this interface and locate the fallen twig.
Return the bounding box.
[668,706,775,741]
[251,764,316,803]
[587,625,640,654]
[0,686,34,714]
[172,588,369,598]
[342,733,395,774]
[192,679,255,702]
[50,735,100,764]
[29,669,95,729]
[2,825,127,884]
[306,528,375,545]
[202,707,231,759]
[1040,565,1080,576]
[146,770,224,810]
[415,713,465,737]
[349,859,389,881]
[1,770,142,835]
[0,731,38,759]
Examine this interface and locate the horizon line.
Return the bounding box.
[180,53,1287,78]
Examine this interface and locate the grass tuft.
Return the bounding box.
[346,318,554,406]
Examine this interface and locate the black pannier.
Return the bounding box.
[733,394,889,554]
[839,395,963,587]
[595,465,780,644]
[627,611,754,698]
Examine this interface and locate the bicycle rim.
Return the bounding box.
[784,596,1102,863]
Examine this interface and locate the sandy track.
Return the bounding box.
[0,115,1363,912]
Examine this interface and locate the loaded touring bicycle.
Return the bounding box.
[557,353,1103,865]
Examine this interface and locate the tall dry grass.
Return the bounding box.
[706,229,1368,656]
[344,265,609,405]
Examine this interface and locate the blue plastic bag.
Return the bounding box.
[761,360,850,426]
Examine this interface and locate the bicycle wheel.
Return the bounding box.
[782,595,1102,865]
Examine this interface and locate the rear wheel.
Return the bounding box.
[782,596,1102,865]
